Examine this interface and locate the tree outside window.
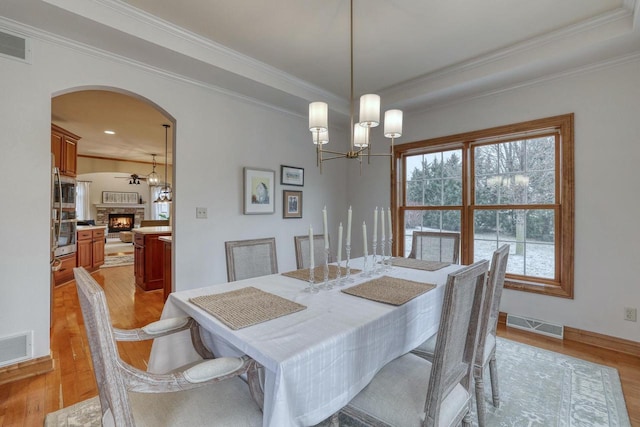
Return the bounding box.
[394,114,574,298]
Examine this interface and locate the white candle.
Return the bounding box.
[309,225,314,270]
[346,206,352,246]
[337,222,343,262]
[322,206,329,250]
[363,221,368,256]
[373,207,378,242]
[380,208,385,241]
[388,207,393,241]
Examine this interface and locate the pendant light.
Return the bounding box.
[154,124,172,203]
[147,154,160,185]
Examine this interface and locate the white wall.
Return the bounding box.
[353,59,640,342]
[0,32,347,360]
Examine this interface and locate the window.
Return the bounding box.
[393,114,574,298]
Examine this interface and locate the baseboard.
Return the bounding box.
[0,354,53,385]
[563,327,640,357]
[499,312,640,357]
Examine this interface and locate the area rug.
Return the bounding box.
[100,254,134,268]
[44,338,630,426]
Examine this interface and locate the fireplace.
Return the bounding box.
[108,213,135,233]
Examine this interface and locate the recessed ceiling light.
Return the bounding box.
[104,130,115,135]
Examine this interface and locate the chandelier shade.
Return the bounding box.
[313,129,329,145]
[309,102,328,132]
[359,94,380,127]
[353,124,369,148]
[309,0,403,172]
[383,110,403,138]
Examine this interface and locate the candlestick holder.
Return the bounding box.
[372,238,380,275]
[320,247,333,290]
[379,237,387,272]
[344,244,355,283]
[335,258,344,286]
[304,265,318,293]
[361,253,372,277]
[385,238,394,270]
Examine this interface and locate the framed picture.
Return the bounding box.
[244,167,275,214]
[102,191,139,204]
[280,165,304,186]
[283,190,303,218]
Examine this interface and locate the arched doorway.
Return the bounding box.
[50,87,175,298]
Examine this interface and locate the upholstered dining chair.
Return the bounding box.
[293,234,333,269]
[225,237,278,282]
[73,267,264,426]
[408,231,460,263]
[340,260,489,427]
[411,244,510,427]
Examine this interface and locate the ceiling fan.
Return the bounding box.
[115,155,161,185]
[116,173,148,185]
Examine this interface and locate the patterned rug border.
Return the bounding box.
[44,338,631,426]
[100,254,134,268]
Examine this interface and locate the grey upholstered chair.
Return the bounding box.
[225,237,278,282]
[73,267,263,426]
[293,234,333,269]
[340,260,489,427]
[408,231,460,263]
[411,244,510,427]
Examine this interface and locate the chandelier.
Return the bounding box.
[154,124,172,203]
[308,0,403,173]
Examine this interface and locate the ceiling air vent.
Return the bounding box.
[0,29,30,63]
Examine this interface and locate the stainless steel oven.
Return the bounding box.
[52,161,77,257]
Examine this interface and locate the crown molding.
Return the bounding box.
[408,49,640,117]
[0,15,311,122]
[41,0,345,111]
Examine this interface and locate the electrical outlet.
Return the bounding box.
[195,207,207,219]
[624,307,637,322]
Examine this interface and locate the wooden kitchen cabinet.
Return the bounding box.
[52,253,76,286]
[133,229,171,291]
[51,124,79,177]
[77,227,105,272]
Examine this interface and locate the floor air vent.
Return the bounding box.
[506,314,564,339]
[0,29,30,62]
[0,331,33,367]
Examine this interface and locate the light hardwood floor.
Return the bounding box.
[1,265,638,426]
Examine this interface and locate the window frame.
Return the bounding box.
[392,114,574,298]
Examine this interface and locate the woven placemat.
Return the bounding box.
[282,265,361,283]
[390,257,450,271]
[341,276,436,306]
[190,287,306,330]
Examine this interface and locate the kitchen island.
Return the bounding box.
[159,235,172,301]
[133,226,171,291]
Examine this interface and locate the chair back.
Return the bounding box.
[293,234,333,269]
[424,260,489,425]
[476,244,510,360]
[74,267,136,425]
[408,231,460,263]
[225,237,278,281]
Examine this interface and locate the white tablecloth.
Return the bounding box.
[148,259,460,427]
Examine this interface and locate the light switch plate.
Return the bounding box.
[196,207,207,219]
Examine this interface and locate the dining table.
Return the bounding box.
[147,258,462,427]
